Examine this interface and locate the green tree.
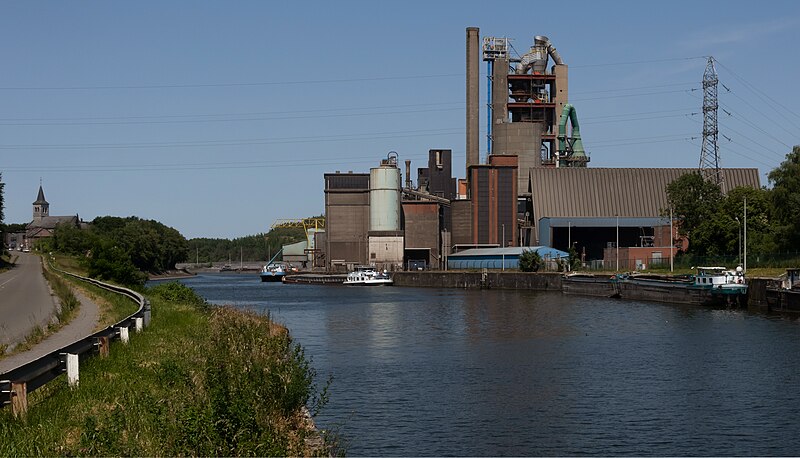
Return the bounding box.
[50,215,189,285]
[519,249,542,272]
[722,186,776,259]
[189,227,306,264]
[666,172,776,258]
[87,239,147,286]
[52,221,95,255]
[665,172,723,240]
[769,145,800,251]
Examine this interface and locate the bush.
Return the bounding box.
[147,282,208,311]
[519,249,543,272]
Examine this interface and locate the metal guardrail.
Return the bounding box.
[0,269,150,414]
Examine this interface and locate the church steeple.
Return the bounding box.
[33,182,49,221]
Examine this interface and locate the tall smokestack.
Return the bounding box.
[466,27,480,177]
[405,159,412,189]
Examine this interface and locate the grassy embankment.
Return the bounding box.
[0,279,333,456]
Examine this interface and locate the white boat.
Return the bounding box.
[693,266,747,293]
[260,263,287,282]
[343,266,393,286]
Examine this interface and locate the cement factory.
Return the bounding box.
[286,27,761,272]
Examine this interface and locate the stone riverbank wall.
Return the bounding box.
[392,271,563,291]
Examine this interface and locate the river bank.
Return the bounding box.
[0,282,333,456]
[183,273,800,456]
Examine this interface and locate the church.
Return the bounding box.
[22,184,82,248]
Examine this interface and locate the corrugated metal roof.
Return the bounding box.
[528,168,760,219]
[450,246,568,258]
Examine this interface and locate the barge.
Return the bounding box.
[282,273,347,285]
[766,268,800,312]
[562,273,618,298]
[612,266,747,307]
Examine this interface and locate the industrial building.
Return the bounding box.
[318,27,761,272]
[447,246,568,270]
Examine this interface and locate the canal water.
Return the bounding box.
[172,273,800,456]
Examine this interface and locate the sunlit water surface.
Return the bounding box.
[168,273,800,456]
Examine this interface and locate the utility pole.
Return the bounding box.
[568,221,572,272]
[699,56,725,191]
[616,214,619,271]
[735,216,742,265]
[669,207,674,273]
[744,197,747,272]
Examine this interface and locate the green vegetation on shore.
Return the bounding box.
[666,146,800,261]
[0,282,334,456]
[42,216,190,287]
[188,226,306,264]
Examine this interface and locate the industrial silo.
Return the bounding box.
[368,152,404,270]
[369,152,401,232]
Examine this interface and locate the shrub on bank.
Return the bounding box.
[148,281,209,310]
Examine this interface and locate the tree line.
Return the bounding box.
[44,216,190,286]
[187,226,306,265]
[666,146,800,260]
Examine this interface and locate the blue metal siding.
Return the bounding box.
[448,256,520,270]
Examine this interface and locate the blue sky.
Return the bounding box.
[2,1,798,239]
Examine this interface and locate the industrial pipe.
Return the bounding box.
[557,103,587,165]
[515,36,564,74]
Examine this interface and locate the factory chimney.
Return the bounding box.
[405,159,412,189]
[466,27,480,178]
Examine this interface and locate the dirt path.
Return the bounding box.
[0,286,99,374]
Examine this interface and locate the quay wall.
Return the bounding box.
[392,272,794,312]
[392,271,562,290]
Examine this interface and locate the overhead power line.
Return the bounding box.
[714,58,800,123]
[0,74,463,91]
[0,101,464,122]
[3,152,436,173]
[572,88,698,102]
[571,56,707,68]
[0,107,464,127]
[0,127,465,150]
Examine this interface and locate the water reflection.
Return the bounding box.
[171,274,800,456]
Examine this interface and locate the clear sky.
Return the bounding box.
[2,1,798,239]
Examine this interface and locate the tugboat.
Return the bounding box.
[260,263,286,282]
[259,249,286,283]
[342,266,393,286]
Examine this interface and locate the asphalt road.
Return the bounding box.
[0,253,101,373]
[0,252,57,348]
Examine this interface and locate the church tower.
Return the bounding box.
[33,184,49,221]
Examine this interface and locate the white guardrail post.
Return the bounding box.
[118,326,130,344]
[66,353,79,387]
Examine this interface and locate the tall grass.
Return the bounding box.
[0,282,334,456]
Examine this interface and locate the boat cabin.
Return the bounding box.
[694,266,745,288]
[782,268,800,290]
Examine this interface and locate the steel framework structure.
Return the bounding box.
[699,56,725,190]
